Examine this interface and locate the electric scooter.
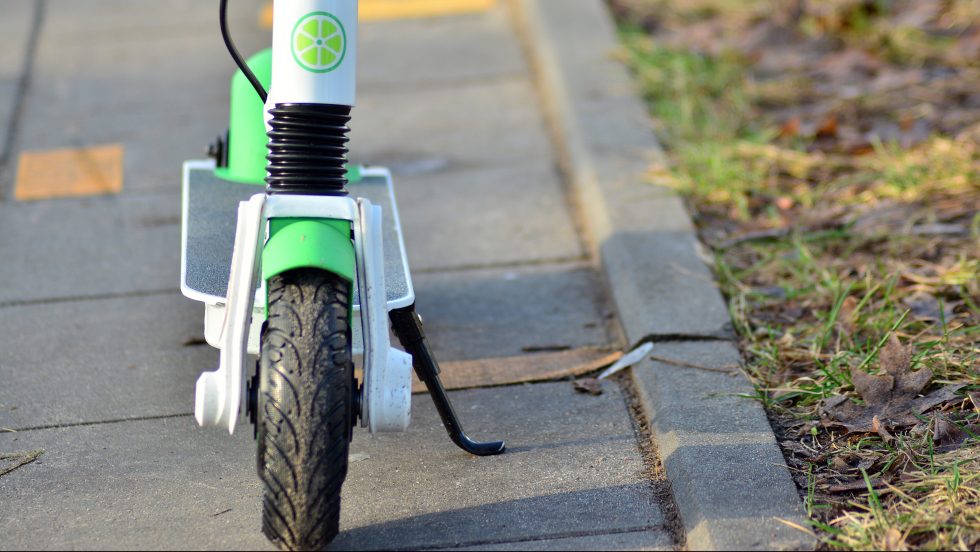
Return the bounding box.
[179,1,504,549]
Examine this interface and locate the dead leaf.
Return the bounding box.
[816,49,883,82]
[903,292,958,322]
[780,117,801,138]
[831,455,850,471]
[827,476,888,493]
[815,114,839,138]
[933,414,980,453]
[873,415,895,442]
[573,378,603,396]
[820,336,964,432]
[0,450,43,478]
[394,348,622,393]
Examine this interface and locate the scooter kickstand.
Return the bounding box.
[389,305,505,456]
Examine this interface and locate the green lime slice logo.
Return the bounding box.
[291,12,346,73]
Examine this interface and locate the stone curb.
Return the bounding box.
[511,0,815,549]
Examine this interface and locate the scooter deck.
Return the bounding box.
[180,160,414,311]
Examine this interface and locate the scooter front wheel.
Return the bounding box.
[257,268,354,550]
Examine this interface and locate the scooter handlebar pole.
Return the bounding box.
[268,0,358,109]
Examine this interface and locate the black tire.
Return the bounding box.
[258,268,354,551]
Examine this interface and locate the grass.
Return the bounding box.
[612,0,980,548]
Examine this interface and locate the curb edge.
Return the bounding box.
[510,0,816,549]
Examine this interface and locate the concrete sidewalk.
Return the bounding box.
[0,1,675,550]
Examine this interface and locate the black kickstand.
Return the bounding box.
[389,305,505,456]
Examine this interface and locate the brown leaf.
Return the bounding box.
[903,292,958,322]
[880,335,910,377]
[873,415,895,443]
[815,114,838,138]
[823,383,965,433]
[816,49,883,82]
[850,366,894,405]
[933,415,980,453]
[573,378,603,396]
[827,477,888,493]
[779,117,801,138]
[821,337,962,433]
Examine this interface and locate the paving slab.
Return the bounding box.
[9,0,268,195]
[360,5,526,91]
[0,416,270,551]
[15,95,230,196]
[629,341,811,550]
[0,192,180,304]
[32,0,264,35]
[0,259,612,427]
[0,382,664,551]
[349,77,553,175]
[452,530,673,551]
[413,263,612,361]
[602,222,732,341]
[0,294,214,430]
[0,0,33,80]
[395,163,582,271]
[336,382,664,550]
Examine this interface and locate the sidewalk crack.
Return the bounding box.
[4,413,193,434]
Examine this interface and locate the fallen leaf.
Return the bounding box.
[902,292,958,322]
[0,450,43,478]
[815,113,838,138]
[831,455,850,471]
[873,415,895,442]
[779,117,801,138]
[573,378,603,396]
[820,336,964,432]
[827,477,888,493]
[816,49,883,82]
[933,415,980,453]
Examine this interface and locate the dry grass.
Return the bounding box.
[612,0,980,548]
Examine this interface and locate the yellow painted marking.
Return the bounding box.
[360,0,496,21]
[14,144,124,201]
[259,1,273,30]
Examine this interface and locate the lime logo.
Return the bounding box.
[291,12,346,73]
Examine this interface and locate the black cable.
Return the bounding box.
[219,0,268,103]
